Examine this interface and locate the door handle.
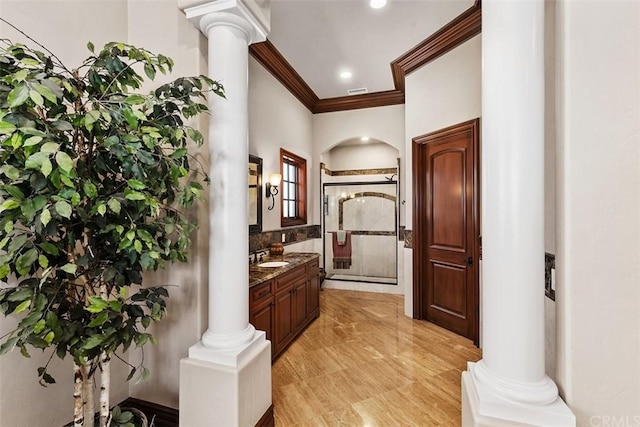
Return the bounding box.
[467,256,473,266]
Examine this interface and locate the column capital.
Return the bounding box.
[182,0,270,44]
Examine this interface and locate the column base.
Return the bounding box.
[180,332,271,427]
[462,362,575,427]
[189,326,261,367]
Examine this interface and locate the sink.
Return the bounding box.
[257,261,289,268]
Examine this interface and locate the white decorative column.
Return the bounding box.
[179,2,272,426]
[461,1,575,425]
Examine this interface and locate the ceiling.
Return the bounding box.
[268,0,474,100]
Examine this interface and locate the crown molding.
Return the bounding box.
[391,3,482,90]
[249,2,481,113]
[249,40,318,112]
[314,90,405,114]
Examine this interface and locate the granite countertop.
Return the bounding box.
[249,252,320,287]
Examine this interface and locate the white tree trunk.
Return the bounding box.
[99,354,110,427]
[98,279,110,427]
[83,365,95,427]
[73,363,84,426]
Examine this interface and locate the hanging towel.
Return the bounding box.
[336,230,347,245]
[332,231,352,269]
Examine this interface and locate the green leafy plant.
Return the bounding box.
[0,26,222,427]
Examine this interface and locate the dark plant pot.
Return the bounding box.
[63,407,150,427]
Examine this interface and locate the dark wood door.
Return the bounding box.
[413,118,480,344]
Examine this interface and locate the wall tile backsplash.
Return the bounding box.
[249,225,321,253]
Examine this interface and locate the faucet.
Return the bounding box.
[251,251,267,264]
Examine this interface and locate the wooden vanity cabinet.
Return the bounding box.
[249,279,274,343]
[250,257,320,361]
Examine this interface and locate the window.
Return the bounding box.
[280,149,307,227]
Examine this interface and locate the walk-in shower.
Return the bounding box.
[322,181,398,285]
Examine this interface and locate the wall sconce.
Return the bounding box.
[265,173,281,210]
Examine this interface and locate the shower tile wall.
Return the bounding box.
[324,183,397,280]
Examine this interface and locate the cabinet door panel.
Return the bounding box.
[250,303,274,342]
[274,290,293,353]
[292,280,307,332]
[307,276,319,319]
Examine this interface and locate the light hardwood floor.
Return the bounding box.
[272,289,482,426]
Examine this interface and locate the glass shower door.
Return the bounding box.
[323,182,397,284]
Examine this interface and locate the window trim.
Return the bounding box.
[280,148,307,227]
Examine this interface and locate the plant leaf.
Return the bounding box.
[0,199,20,212]
[25,152,49,170]
[2,164,20,180]
[82,181,98,199]
[55,151,73,173]
[125,191,145,201]
[144,63,156,80]
[125,95,145,105]
[40,142,60,153]
[127,179,146,190]
[40,159,52,177]
[60,263,77,275]
[23,136,43,147]
[54,200,72,219]
[0,337,19,355]
[14,299,31,314]
[123,107,138,128]
[0,264,10,280]
[40,242,59,255]
[88,312,109,328]
[107,198,121,214]
[29,89,44,106]
[16,248,39,276]
[38,254,49,269]
[8,85,29,108]
[40,208,51,226]
[3,185,25,200]
[0,121,16,135]
[32,82,57,104]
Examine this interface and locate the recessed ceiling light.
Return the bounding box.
[361,136,370,142]
[370,0,387,9]
[340,71,352,79]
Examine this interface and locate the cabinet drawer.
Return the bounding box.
[250,280,273,307]
[306,258,319,272]
[275,265,306,293]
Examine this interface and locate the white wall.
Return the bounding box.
[324,142,399,171]
[555,0,640,424]
[313,105,405,156]
[249,57,315,231]
[403,35,482,316]
[125,0,208,409]
[0,2,130,425]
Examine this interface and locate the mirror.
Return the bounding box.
[249,155,263,234]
